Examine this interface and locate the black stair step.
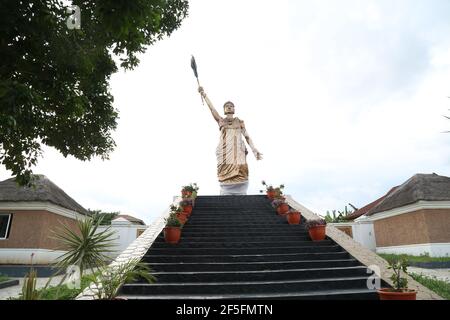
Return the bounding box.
[120,276,371,295]
[142,251,353,263]
[180,230,310,237]
[145,259,361,272]
[146,245,343,255]
[186,217,288,222]
[181,222,298,227]
[118,288,379,300]
[180,225,306,231]
[151,240,334,249]
[155,234,313,242]
[144,266,369,283]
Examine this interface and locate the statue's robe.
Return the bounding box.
[216,117,250,195]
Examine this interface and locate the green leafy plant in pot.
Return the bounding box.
[271,198,289,215]
[164,212,182,244]
[304,219,327,241]
[170,205,187,225]
[378,258,417,300]
[180,199,194,216]
[260,181,284,200]
[181,183,199,199]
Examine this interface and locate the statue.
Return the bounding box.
[198,86,263,195]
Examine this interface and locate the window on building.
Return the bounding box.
[0,214,12,239]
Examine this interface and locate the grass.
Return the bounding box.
[10,273,94,300]
[378,253,450,264]
[35,274,94,300]
[410,273,450,300]
[0,273,10,283]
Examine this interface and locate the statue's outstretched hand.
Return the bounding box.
[198,86,205,97]
[256,152,263,161]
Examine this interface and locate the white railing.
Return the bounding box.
[76,196,181,300]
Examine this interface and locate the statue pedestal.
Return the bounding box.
[220,181,249,195]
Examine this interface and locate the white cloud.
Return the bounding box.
[2,0,450,222]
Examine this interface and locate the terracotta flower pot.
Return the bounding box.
[164,227,181,244]
[287,211,301,225]
[177,213,188,225]
[181,190,192,198]
[277,203,289,215]
[267,190,276,200]
[377,289,417,300]
[308,225,326,241]
[182,205,193,216]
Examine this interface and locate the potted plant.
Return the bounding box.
[169,205,187,226]
[164,212,182,244]
[260,181,285,200]
[286,210,301,225]
[305,219,327,241]
[378,258,417,300]
[181,183,199,199]
[180,199,193,217]
[271,198,290,215]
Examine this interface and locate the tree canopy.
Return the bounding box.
[0,0,189,185]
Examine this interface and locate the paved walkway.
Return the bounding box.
[409,267,450,283]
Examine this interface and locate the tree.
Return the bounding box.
[0,0,189,185]
[89,209,120,225]
[52,216,116,278]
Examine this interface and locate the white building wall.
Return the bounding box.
[329,221,377,252]
[98,218,148,258]
[352,222,377,251]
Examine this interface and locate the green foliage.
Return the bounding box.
[18,268,54,300]
[324,205,355,223]
[0,273,9,283]
[14,273,94,300]
[51,216,116,277]
[20,269,39,300]
[89,209,120,225]
[386,257,409,291]
[182,183,199,193]
[165,211,181,228]
[86,259,155,300]
[260,181,285,195]
[410,273,450,300]
[0,0,189,185]
[379,253,450,264]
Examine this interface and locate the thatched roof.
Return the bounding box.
[0,175,88,215]
[366,173,450,216]
[116,215,146,225]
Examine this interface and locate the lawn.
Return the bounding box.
[0,274,9,283]
[410,273,450,300]
[378,253,450,264]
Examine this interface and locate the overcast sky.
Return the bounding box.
[2,0,450,223]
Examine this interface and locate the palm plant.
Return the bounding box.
[52,216,117,278]
[86,259,156,300]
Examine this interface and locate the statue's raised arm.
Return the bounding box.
[198,86,222,123]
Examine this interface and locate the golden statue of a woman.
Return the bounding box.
[198,86,263,195]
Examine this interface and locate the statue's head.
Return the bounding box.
[223,101,235,115]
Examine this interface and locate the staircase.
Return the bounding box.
[118,195,384,299]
